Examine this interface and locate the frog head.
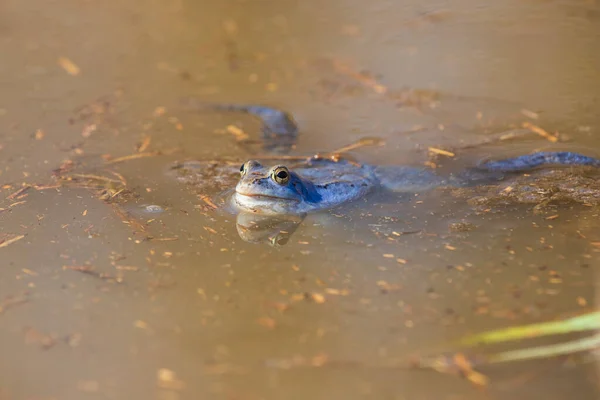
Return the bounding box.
[232,160,315,214]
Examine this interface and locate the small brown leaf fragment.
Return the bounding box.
[330,59,388,94]
[168,117,184,131]
[21,268,37,276]
[157,368,185,391]
[137,136,152,153]
[324,288,349,296]
[203,226,218,234]
[377,280,402,292]
[34,129,45,140]
[474,305,489,315]
[522,122,558,142]
[6,185,31,200]
[199,195,218,209]
[290,293,305,302]
[545,214,559,220]
[428,147,455,157]
[66,332,82,347]
[134,320,150,329]
[576,296,587,307]
[106,152,157,164]
[269,302,290,312]
[23,327,57,350]
[0,292,30,314]
[520,109,539,119]
[114,265,139,271]
[0,234,26,248]
[308,292,326,304]
[453,353,489,387]
[311,353,329,367]
[81,124,97,138]
[257,317,276,329]
[63,266,122,283]
[58,57,81,76]
[225,125,249,141]
[153,106,166,117]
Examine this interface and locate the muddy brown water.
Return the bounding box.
[1,1,600,399]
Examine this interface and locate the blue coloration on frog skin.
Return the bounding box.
[232,151,600,215]
[478,151,600,171]
[233,159,377,215]
[232,158,448,215]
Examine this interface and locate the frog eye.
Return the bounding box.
[271,166,290,185]
[239,163,246,176]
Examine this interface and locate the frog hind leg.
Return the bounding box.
[182,99,298,153]
[478,151,600,172]
[372,166,448,192]
[240,105,299,137]
[209,104,298,149]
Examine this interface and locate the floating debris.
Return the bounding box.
[0,234,26,249]
[136,136,152,152]
[24,326,57,350]
[428,147,455,157]
[0,292,30,314]
[58,57,81,76]
[330,59,388,94]
[522,121,558,142]
[156,368,185,391]
[63,266,123,283]
[105,152,158,165]
[143,205,164,214]
[6,185,31,200]
[520,108,540,120]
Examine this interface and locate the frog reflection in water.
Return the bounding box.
[231,153,600,216]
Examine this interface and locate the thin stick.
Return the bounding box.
[0,235,26,248]
[106,152,158,165]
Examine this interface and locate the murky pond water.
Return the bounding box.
[1,0,600,399]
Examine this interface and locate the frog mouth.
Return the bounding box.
[235,191,300,202]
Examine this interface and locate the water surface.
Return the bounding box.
[1,0,599,399]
